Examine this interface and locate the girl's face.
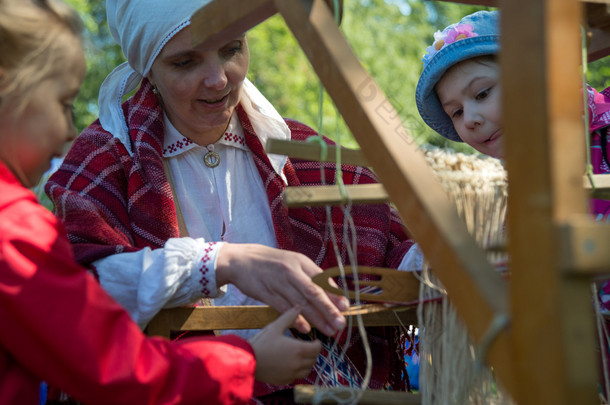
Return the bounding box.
[435,58,504,159]
[148,26,249,146]
[0,34,85,188]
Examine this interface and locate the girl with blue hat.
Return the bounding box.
[416,10,502,158]
[416,10,609,218]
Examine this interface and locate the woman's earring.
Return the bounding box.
[152,87,158,95]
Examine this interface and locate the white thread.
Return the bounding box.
[417,147,514,405]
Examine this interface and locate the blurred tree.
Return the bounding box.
[65,0,125,133]
[588,58,610,91]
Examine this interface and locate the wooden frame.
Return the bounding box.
[145,1,610,403]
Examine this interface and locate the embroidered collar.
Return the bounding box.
[162,113,248,158]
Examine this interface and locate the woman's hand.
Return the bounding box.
[249,306,322,385]
[215,243,348,336]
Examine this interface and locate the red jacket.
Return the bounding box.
[0,162,256,405]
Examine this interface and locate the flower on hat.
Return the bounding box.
[422,23,478,63]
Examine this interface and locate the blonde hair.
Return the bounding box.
[0,0,83,114]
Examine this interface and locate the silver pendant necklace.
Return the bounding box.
[203,144,220,168]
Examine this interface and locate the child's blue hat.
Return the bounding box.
[415,10,500,142]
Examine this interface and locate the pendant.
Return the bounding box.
[204,150,220,168]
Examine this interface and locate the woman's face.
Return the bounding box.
[0,34,85,188]
[148,26,249,145]
[436,58,504,159]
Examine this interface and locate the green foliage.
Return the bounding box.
[588,58,610,91]
[64,0,125,133]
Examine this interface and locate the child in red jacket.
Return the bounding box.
[0,1,328,404]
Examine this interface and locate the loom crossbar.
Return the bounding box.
[146,305,418,339]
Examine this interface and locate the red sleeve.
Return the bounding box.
[0,194,255,405]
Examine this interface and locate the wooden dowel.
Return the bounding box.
[266,139,369,167]
[293,385,421,405]
[283,184,389,207]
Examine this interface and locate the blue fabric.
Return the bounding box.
[39,382,47,405]
[415,10,500,142]
[404,336,420,390]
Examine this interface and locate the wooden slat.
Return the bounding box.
[191,0,276,48]
[283,184,389,207]
[190,0,342,49]
[584,173,610,199]
[266,139,369,167]
[274,0,514,396]
[587,27,610,62]
[501,0,599,403]
[146,305,418,338]
[294,385,421,405]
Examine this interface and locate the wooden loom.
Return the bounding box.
[145,0,610,403]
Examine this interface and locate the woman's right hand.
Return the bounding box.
[215,243,349,336]
[249,307,321,385]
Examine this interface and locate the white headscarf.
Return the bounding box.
[99,0,291,169]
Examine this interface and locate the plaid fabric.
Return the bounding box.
[46,79,414,398]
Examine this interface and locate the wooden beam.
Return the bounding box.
[587,27,610,62]
[501,0,599,403]
[275,0,514,395]
[283,184,389,207]
[190,0,342,48]
[191,0,276,48]
[266,139,369,167]
[146,305,418,339]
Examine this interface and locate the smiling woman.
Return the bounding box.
[148,29,249,146]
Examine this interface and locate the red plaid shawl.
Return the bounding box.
[46,79,414,397]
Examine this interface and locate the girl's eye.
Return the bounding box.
[476,88,490,100]
[451,108,463,119]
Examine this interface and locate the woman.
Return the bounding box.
[0,0,322,404]
[46,0,417,401]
